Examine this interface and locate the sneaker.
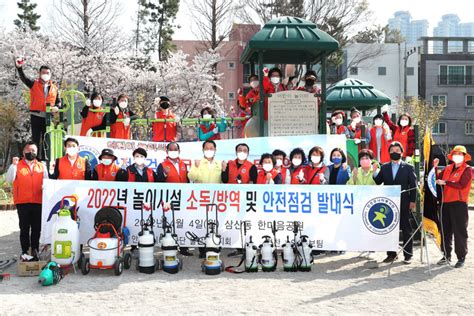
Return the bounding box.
[403,257,412,264]
[382,255,398,263]
[454,259,465,269]
[437,257,451,266]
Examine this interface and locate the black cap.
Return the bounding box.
[159,96,170,102]
[98,148,117,160]
[132,147,147,158]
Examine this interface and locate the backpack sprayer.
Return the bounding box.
[225,221,258,273]
[186,203,224,275]
[136,203,157,274]
[281,222,299,272]
[259,220,278,272]
[158,202,183,274]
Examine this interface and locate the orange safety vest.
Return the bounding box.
[369,127,391,164]
[304,165,327,185]
[393,126,410,158]
[227,160,253,184]
[13,160,44,204]
[110,112,131,139]
[30,79,58,112]
[57,156,87,180]
[95,163,120,181]
[256,169,279,184]
[199,122,220,140]
[80,107,106,137]
[290,165,305,184]
[128,167,155,182]
[152,111,177,142]
[161,158,188,183]
[441,163,472,203]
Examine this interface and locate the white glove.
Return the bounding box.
[350,121,357,129]
[51,106,59,113]
[86,99,91,107]
[297,169,305,181]
[15,56,25,68]
[114,106,120,115]
[174,115,180,122]
[354,138,361,144]
[86,129,93,137]
[212,127,219,134]
[319,173,325,182]
[381,104,389,114]
[124,117,130,127]
[405,156,412,163]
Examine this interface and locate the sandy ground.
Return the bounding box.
[0,210,473,315]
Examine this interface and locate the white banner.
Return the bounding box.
[41,179,401,251]
[73,134,346,169]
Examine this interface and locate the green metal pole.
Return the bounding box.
[258,51,265,137]
[320,53,327,134]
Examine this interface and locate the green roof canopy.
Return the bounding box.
[239,16,339,64]
[326,78,392,110]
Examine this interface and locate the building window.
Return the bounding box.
[466,122,474,135]
[228,92,235,100]
[228,62,236,70]
[432,122,447,135]
[439,65,466,85]
[406,67,414,76]
[431,95,447,107]
[467,95,474,107]
[378,67,386,76]
[350,67,358,75]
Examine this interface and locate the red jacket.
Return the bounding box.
[262,76,286,120]
[110,111,131,139]
[290,166,305,184]
[152,111,177,142]
[227,160,253,184]
[304,165,327,185]
[383,112,415,157]
[80,108,106,136]
[256,169,279,184]
[441,163,472,203]
[369,126,391,163]
[161,158,188,183]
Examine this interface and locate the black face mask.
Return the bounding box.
[305,79,315,86]
[390,152,401,161]
[25,152,37,161]
[160,102,170,109]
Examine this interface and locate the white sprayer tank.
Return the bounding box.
[51,209,80,265]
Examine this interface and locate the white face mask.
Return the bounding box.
[237,152,248,161]
[134,157,145,166]
[400,119,409,127]
[262,163,273,172]
[275,159,283,167]
[335,118,343,126]
[168,151,179,159]
[203,150,215,159]
[101,159,113,166]
[352,117,361,124]
[270,77,280,84]
[250,80,259,88]
[93,100,102,107]
[41,74,51,81]
[374,119,383,127]
[118,101,128,109]
[66,147,78,156]
[452,154,464,164]
[203,114,212,120]
[311,156,321,164]
[292,158,302,167]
